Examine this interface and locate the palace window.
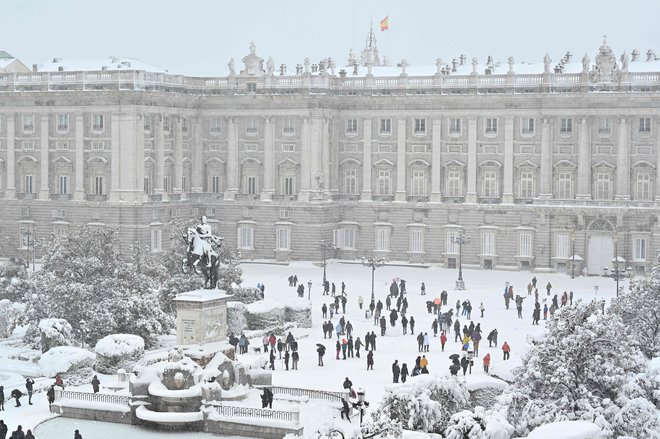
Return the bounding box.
[522,118,535,135]
[598,117,611,135]
[283,176,295,195]
[482,170,498,198]
[24,175,33,194]
[639,117,651,134]
[485,118,498,135]
[446,170,462,197]
[414,118,426,135]
[94,176,104,195]
[633,237,647,261]
[560,117,573,134]
[57,114,69,131]
[557,172,573,199]
[210,118,222,134]
[237,226,254,250]
[211,176,221,194]
[410,228,424,253]
[377,169,392,195]
[635,173,652,200]
[411,169,426,196]
[519,233,532,257]
[446,231,459,254]
[375,227,390,252]
[344,169,358,195]
[246,118,258,134]
[482,232,495,255]
[520,171,534,198]
[23,114,34,132]
[276,228,290,251]
[555,234,570,258]
[334,228,355,250]
[380,118,392,135]
[345,119,358,135]
[92,114,104,131]
[283,117,295,135]
[449,117,461,135]
[595,172,612,199]
[58,175,69,195]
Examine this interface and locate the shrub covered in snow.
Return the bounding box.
[227,301,312,334]
[39,345,96,380]
[94,333,145,374]
[230,286,263,304]
[227,302,248,335]
[0,299,25,338]
[38,318,74,353]
[284,302,312,328]
[0,261,30,302]
[443,407,513,439]
[373,375,470,434]
[245,301,286,329]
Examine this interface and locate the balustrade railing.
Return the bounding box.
[58,389,130,406]
[0,68,658,94]
[266,385,345,402]
[211,403,299,423]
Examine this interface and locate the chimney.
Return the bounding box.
[58,66,64,72]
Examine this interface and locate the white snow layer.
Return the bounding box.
[39,346,95,377]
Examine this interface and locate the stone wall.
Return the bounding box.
[205,418,303,439]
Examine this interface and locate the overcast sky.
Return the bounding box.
[1,0,659,76]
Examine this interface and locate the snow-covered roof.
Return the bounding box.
[173,288,231,302]
[35,56,167,73]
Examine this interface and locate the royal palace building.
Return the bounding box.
[1,37,660,276]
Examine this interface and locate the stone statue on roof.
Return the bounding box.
[582,54,590,73]
[620,51,629,71]
[228,58,235,76]
[266,57,275,76]
[543,53,551,73]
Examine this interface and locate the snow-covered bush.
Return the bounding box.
[373,375,470,434]
[284,303,312,328]
[245,301,286,329]
[39,346,96,382]
[94,333,145,374]
[38,318,74,352]
[0,261,30,302]
[230,287,263,304]
[359,412,403,438]
[612,397,660,439]
[444,407,513,439]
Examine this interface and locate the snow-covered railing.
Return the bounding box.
[266,385,346,402]
[210,403,300,423]
[57,389,130,406]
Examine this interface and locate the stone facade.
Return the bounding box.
[1,40,660,275]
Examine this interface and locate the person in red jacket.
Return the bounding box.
[502,341,511,360]
[483,353,491,373]
[440,331,447,352]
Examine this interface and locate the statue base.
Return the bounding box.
[173,289,232,345]
[455,280,466,290]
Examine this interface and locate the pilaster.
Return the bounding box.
[5,115,15,199]
[154,115,165,195]
[538,118,553,198]
[224,118,238,200]
[502,117,514,204]
[394,119,407,202]
[261,117,274,201]
[466,117,478,203]
[191,119,203,193]
[614,117,630,200]
[575,117,591,200]
[39,114,50,200]
[73,113,85,201]
[360,119,372,201]
[430,118,442,202]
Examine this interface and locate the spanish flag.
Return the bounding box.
[380,16,389,31]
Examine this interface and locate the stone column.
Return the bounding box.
[502,116,514,204]
[361,119,372,201]
[655,120,660,201]
[39,114,50,200]
[191,118,203,193]
[109,114,121,201]
[5,115,15,199]
[154,115,165,195]
[261,117,274,201]
[430,118,442,202]
[539,118,553,198]
[322,117,331,196]
[134,113,145,203]
[615,117,630,200]
[466,117,478,203]
[224,118,238,200]
[576,118,591,200]
[173,116,183,194]
[73,113,85,201]
[395,119,407,202]
[298,118,311,201]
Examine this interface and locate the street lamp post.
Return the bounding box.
[307,280,312,300]
[362,256,385,304]
[604,233,631,298]
[317,240,334,294]
[571,232,576,279]
[451,232,470,290]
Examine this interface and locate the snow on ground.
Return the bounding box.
[525,420,602,439]
[0,261,629,437]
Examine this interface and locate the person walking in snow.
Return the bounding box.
[487,329,498,347]
[321,303,327,318]
[401,315,408,334]
[291,351,299,370]
[400,363,409,383]
[347,337,354,358]
[354,337,362,358]
[483,353,491,373]
[91,375,100,394]
[431,319,438,337]
[335,340,341,360]
[0,420,6,439]
[385,296,391,311]
[358,295,363,310]
[409,316,415,334]
[317,344,326,366]
[569,290,574,305]
[11,389,22,407]
[546,282,552,296]
[370,331,377,350]
[420,282,426,295]
[416,332,424,352]
[423,332,430,352]
[392,360,400,383]
[454,319,461,342]
[479,302,485,318]
[0,386,4,411]
[366,350,374,370]
[456,299,461,314]
[269,348,276,370]
[379,316,387,336]
[502,341,511,360]
[440,331,447,352]
[24,378,34,405]
[284,351,290,370]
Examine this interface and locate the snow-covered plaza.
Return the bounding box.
[0,259,643,438]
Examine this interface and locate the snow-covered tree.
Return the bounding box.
[0,260,31,302]
[496,300,658,438]
[20,226,173,348]
[609,254,660,358]
[372,375,470,434]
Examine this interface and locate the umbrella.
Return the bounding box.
[434,297,441,305]
[449,354,460,361]
[316,343,326,348]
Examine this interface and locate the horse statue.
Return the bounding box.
[182,226,223,289]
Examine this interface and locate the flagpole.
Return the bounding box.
[387,12,390,64]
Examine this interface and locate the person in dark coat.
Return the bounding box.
[269,348,276,370]
[392,360,400,383]
[409,316,415,334]
[343,377,353,390]
[449,363,460,376]
[317,344,326,366]
[74,429,83,439]
[11,389,22,407]
[416,332,424,352]
[47,385,55,407]
[370,331,377,350]
[291,351,299,370]
[400,363,409,383]
[261,388,273,409]
[0,420,7,439]
[461,356,470,375]
[401,315,408,334]
[340,398,351,422]
[354,337,363,358]
[25,430,35,439]
[366,350,374,370]
[11,425,24,439]
[284,351,290,370]
[379,316,387,336]
[24,378,34,405]
[91,375,100,393]
[0,386,4,411]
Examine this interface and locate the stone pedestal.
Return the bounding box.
[455,280,466,290]
[173,289,232,345]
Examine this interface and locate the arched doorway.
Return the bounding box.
[586,218,614,275]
